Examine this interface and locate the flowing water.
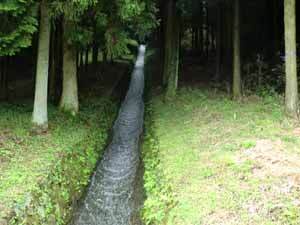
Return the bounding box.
[72,45,146,225]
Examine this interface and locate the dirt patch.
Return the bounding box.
[235,139,300,222]
[240,139,300,190]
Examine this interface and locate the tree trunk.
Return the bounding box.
[165,0,180,98]
[195,27,199,50]
[79,51,84,68]
[211,26,216,52]
[273,0,281,52]
[205,5,210,57]
[224,1,233,85]
[162,0,175,86]
[191,27,195,50]
[85,49,89,71]
[59,22,79,115]
[284,0,298,116]
[232,0,242,99]
[199,1,204,54]
[49,23,56,101]
[92,30,99,67]
[215,3,222,81]
[92,45,98,66]
[32,0,51,128]
[0,57,8,100]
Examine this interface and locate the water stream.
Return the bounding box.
[72,45,146,225]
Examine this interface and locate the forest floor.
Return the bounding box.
[144,87,300,225]
[0,62,129,224]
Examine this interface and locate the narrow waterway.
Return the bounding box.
[72,45,146,225]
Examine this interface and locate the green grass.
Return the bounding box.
[142,87,300,225]
[0,97,117,224]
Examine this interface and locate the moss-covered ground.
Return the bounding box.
[142,87,300,225]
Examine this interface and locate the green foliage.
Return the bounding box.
[243,53,300,96]
[127,0,159,42]
[50,0,97,19]
[0,0,158,57]
[141,104,177,225]
[100,0,158,57]
[105,29,131,58]
[0,0,38,56]
[117,0,145,20]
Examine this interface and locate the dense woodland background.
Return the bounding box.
[1,0,300,122]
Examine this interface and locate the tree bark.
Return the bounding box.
[32,0,51,128]
[165,0,180,98]
[162,0,175,86]
[199,1,204,54]
[85,48,89,71]
[49,23,56,101]
[215,3,222,81]
[92,28,99,67]
[0,57,8,100]
[79,51,84,68]
[59,23,79,116]
[284,0,298,116]
[205,4,209,57]
[273,0,280,52]
[233,0,242,99]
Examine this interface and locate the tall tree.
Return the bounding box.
[284,0,298,117]
[59,21,79,115]
[215,2,222,81]
[232,0,241,99]
[163,0,180,98]
[32,0,51,128]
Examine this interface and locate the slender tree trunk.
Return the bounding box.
[85,49,89,71]
[92,28,99,67]
[92,45,98,66]
[59,22,79,115]
[205,5,210,57]
[79,51,84,68]
[32,0,51,128]
[76,51,79,68]
[199,1,204,55]
[49,24,56,101]
[0,57,8,100]
[103,48,107,63]
[165,0,180,98]
[163,0,175,86]
[232,0,242,99]
[284,0,298,116]
[215,3,222,81]
[273,0,280,52]
[191,27,195,50]
[195,27,199,50]
[211,26,216,52]
[224,1,233,85]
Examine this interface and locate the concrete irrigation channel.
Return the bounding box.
[72,45,146,225]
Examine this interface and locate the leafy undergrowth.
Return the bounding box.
[141,105,176,224]
[142,87,300,225]
[0,97,117,225]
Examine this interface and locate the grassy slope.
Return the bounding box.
[0,97,117,224]
[143,87,300,225]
